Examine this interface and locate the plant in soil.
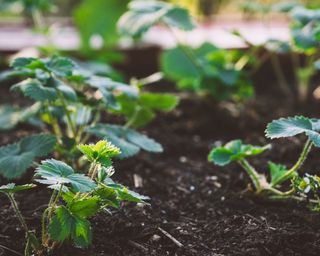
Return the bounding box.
[0,55,178,179]
[118,0,254,101]
[209,116,320,202]
[236,4,320,103]
[0,140,148,255]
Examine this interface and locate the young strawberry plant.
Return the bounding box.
[209,116,320,198]
[236,4,320,103]
[118,0,254,101]
[0,55,178,179]
[0,140,148,255]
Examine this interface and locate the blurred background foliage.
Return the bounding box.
[1,0,320,18]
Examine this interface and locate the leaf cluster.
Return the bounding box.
[0,55,176,179]
[0,140,149,251]
[209,116,320,198]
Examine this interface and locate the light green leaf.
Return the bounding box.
[78,140,120,166]
[0,134,56,179]
[140,93,179,111]
[106,183,149,203]
[0,183,36,194]
[208,140,271,166]
[35,159,95,192]
[265,116,320,146]
[68,196,100,218]
[268,161,292,186]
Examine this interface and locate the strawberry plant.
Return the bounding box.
[209,116,320,198]
[118,0,254,101]
[0,140,148,255]
[236,4,320,103]
[0,55,178,179]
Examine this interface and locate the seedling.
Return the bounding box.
[118,0,254,101]
[236,4,320,103]
[0,140,148,255]
[209,116,320,198]
[0,55,178,179]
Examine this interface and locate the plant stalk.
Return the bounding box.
[238,159,262,192]
[286,139,312,178]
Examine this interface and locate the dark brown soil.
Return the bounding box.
[1,80,320,256]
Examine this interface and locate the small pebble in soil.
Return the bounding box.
[179,156,187,163]
[151,234,161,242]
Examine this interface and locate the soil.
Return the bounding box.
[1,78,320,256]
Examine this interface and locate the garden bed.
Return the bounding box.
[1,79,320,256]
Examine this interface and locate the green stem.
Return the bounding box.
[88,162,96,177]
[124,106,141,129]
[44,102,63,144]
[270,53,292,98]
[265,187,295,197]
[41,189,57,244]
[287,139,312,176]
[7,194,29,233]
[90,163,100,180]
[270,140,313,188]
[238,159,262,192]
[31,9,45,31]
[56,90,77,139]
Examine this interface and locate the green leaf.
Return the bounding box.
[268,161,292,186]
[0,183,36,194]
[0,103,41,130]
[265,116,320,146]
[105,183,149,203]
[11,57,45,70]
[87,76,138,99]
[35,159,95,192]
[72,217,92,247]
[161,46,202,90]
[78,140,120,166]
[208,140,271,166]
[94,185,120,208]
[118,0,195,38]
[11,79,58,102]
[68,196,100,218]
[49,206,73,242]
[0,134,56,179]
[140,93,179,111]
[74,0,129,49]
[45,56,75,77]
[86,124,163,158]
[49,205,92,248]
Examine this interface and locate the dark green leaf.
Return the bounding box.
[86,124,162,158]
[11,79,58,102]
[0,134,56,179]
